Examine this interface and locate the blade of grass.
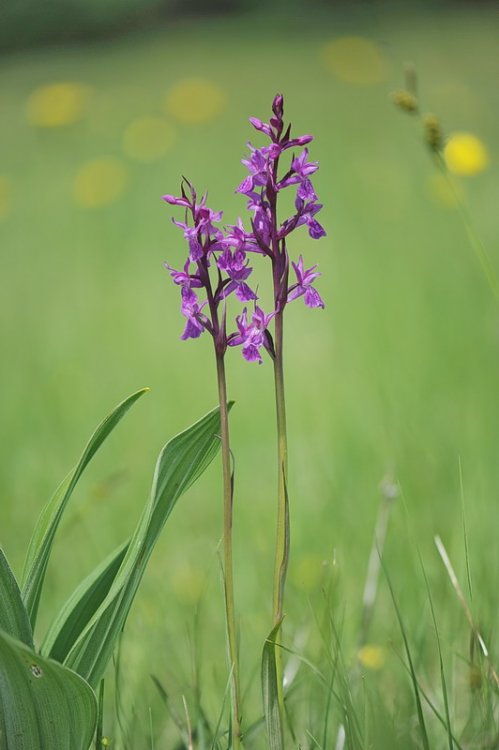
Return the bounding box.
[210,664,234,750]
[359,475,398,648]
[434,535,499,687]
[96,680,105,750]
[182,695,194,750]
[394,647,465,750]
[458,458,473,602]
[381,555,431,750]
[417,548,454,750]
[21,388,148,629]
[262,620,284,750]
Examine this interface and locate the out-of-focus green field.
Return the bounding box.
[1,4,499,745]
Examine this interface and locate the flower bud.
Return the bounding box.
[272,93,284,119]
[423,113,443,152]
[391,89,418,114]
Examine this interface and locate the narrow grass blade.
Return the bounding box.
[262,620,284,750]
[95,680,105,750]
[0,628,97,750]
[382,558,431,750]
[418,549,454,750]
[21,388,148,629]
[41,540,129,661]
[435,534,499,687]
[210,664,234,750]
[64,404,229,688]
[0,547,33,647]
[395,648,465,750]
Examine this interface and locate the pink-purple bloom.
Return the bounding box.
[228,306,275,364]
[287,256,325,308]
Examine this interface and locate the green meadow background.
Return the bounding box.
[1,3,499,745]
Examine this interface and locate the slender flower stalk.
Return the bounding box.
[271,308,290,715]
[162,181,247,746]
[215,351,242,746]
[233,93,326,729]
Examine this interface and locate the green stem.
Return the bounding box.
[215,352,242,748]
[271,308,290,722]
[434,153,499,305]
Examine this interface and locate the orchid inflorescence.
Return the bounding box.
[163,94,326,364]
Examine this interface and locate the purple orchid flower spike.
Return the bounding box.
[234,93,326,324]
[287,255,325,308]
[163,178,260,351]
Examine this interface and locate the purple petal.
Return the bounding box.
[237,176,254,195]
[287,285,305,303]
[242,344,263,364]
[297,179,317,202]
[181,318,204,340]
[307,219,326,239]
[236,283,258,302]
[304,287,325,309]
[162,194,191,208]
[249,117,272,136]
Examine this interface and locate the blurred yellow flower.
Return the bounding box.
[444,132,489,175]
[358,644,386,670]
[171,565,204,604]
[123,116,176,162]
[292,555,325,593]
[428,172,464,209]
[26,82,91,128]
[0,176,12,220]
[73,158,128,208]
[322,37,389,85]
[165,78,227,124]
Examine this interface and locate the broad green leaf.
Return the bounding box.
[0,628,97,750]
[64,403,229,688]
[261,621,284,750]
[0,548,33,648]
[21,388,148,630]
[41,541,129,662]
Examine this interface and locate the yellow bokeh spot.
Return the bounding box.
[444,132,489,176]
[123,116,176,162]
[322,37,389,85]
[0,176,12,220]
[165,78,227,124]
[26,82,91,127]
[73,158,128,209]
[171,566,204,604]
[292,555,325,593]
[428,172,464,209]
[358,644,386,670]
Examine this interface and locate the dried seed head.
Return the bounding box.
[423,113,444,152]
[391,89,418,114]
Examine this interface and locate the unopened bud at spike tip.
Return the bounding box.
[423,113,444,153]
[272,93,284,119]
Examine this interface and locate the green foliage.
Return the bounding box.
[0,628,97,750]
[21,388,148,630]
[63,403,229,688]
[0,549,33,648]
[41,541,129,662]
[0,388,225,748]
